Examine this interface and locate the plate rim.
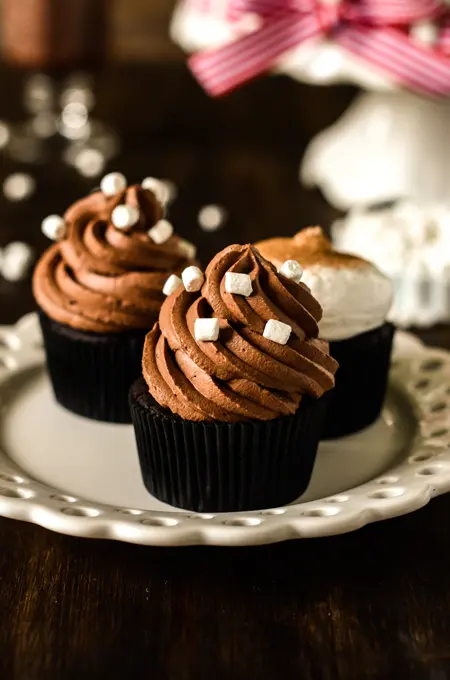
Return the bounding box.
[0,313,449,547]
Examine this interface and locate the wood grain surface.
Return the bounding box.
[0,63,449,680]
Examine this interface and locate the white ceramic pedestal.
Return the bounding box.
[301,90,450,210]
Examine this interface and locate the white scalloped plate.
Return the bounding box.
[0,314,449,546]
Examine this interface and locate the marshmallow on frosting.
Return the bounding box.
[256,227,393,342]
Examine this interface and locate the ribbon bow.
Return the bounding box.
[188,0,450,96]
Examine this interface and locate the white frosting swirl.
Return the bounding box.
[302,264,394,341]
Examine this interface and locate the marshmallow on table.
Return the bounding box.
[111,204,140,230]
[224,272,253,296]
[142,177,170,205]
[194,317,220,342]
[263,319,292,345]
[148,219,173,245]
[278,260,303,283]
[41,214,66,241]
[182,266,204,292]
[100,172,127,196]
[1,242,35,282]
[163,274,182,296]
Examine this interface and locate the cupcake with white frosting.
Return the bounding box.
[256,227,394,438]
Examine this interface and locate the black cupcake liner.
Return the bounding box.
[39,310,149,423]
[323,322,395,439]
[129,377,329,512]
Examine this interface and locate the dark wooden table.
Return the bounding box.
[1,63,450,680]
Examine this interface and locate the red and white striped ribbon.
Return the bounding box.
[187,0,450,96]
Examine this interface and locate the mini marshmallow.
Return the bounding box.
[100,172,127,196]
[182,266,204,292]
[111,204,140,230]
[224,271,252,296]
[194,318,219,342]
[1,242,34,282]
[263,319,292,345]
[41,214,66,241]
[163,274,182,296]
[278,260,303,283]
[178,238,197,260]
[142,177,169,205]
[148,219,173,245]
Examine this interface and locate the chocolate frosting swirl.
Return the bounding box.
[143,244,338,422]
[33,186,196,333]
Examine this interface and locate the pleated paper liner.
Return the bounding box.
[129,378,329,512]
[39,310,149,423]
[323,322,395,439]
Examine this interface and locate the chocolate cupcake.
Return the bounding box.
[33,173,197,423]
[256,228,394,438]
[130,244,338,512]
